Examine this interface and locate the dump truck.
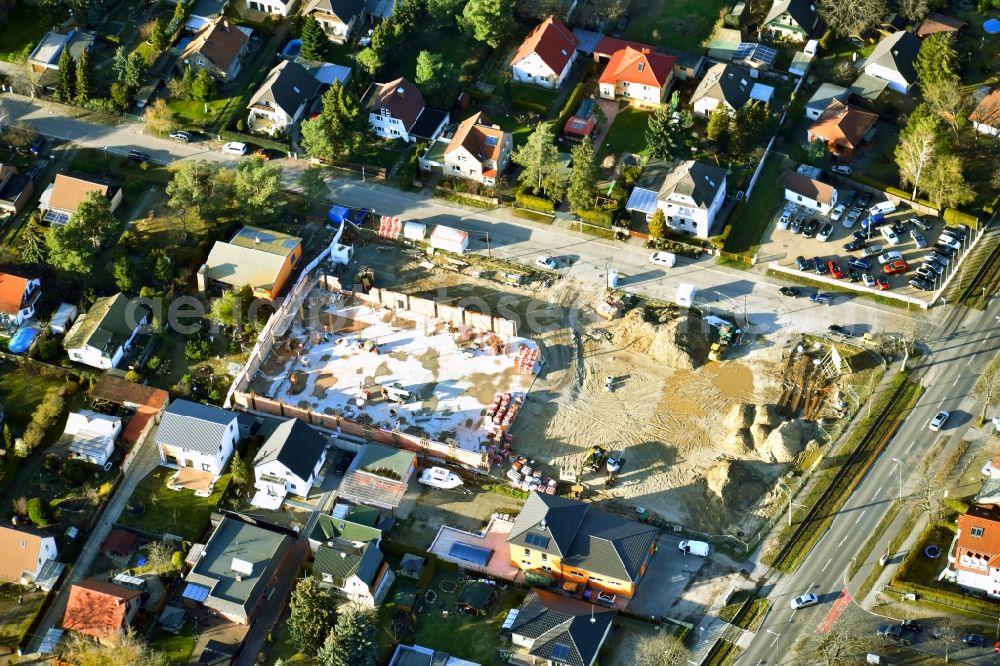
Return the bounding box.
[357,266,375,293]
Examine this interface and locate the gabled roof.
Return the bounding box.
[783,171,836,205]
[916,13,966,38]
[305,0,365,23]
[598,47,675,89]
[0,272,34,316]
[180,17,249,74]
[253,418,328,482]
[46,173,113,213]
[806,83,848,111]
[357,442,416,479]
[970,87,1000,129]
[62,579,140,640]
[445,112,507,162]
[563,510,661,582]
[63,293,149,356]
[636,159,728,210]
[91,374,169,410]
[102,528,137,555]
[507,492,588,558]
[0,525,53,583]
[511,589,615,666]
[764,0,816,29]
[310,513,382,545]
[956,504,1000,567]
[863,30,921,85]
[314,540,383,587]
[362,77,426,131]
[156,399,237,455]
[510,16,578,76]
[203,226,302,294]
[809,99,878,148]
[691,63,755,110]
[248,60,321,116]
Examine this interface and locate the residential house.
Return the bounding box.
[90,374,169,447]
[155,399,240,480]
[443,112,513,186]
[763,0,819,41]
[61,410,122,467]
[506,491,658,599]
[805,83,848,120]
[0,525,59,589]
[251,418,329,509]
[690,63,774,117]
[62,579,141,643]
[63,293,150,370]
[0,165,35,219]
[246,60,322,135]
[0,272,41,329]
[951,504,1000,597]
[916,13,967,39]
[510,16,578,89]
[597,47,676,106]
[807,100,878,161]
[246,0,296,16]
[313,537,394,607]
[303,0,365,44]
[181,517,292,624]
[971,87,1000,137]
[338,442,416,513]
[362,77,449,143]
[562,98,598,140]
[388,644,480,666]
[180,0,230,32]
[625,160,728,239]
[38,173,122,226]
[590,36,703,82]
[102,528,137,558]
[308,513,382,553]
[198,225,303,300]
[783,171,837,214]
[27,30,95,73]
[179,17,251,82]
[862,30,922,94]
[509,589,615,666]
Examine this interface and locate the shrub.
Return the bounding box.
[577,208,614,228]
[185,337,211,361]
[43,454,60,472]
[515,188,555,213]
[236,118,245,131]
[818,29,833,50]
[27,498,51,527]
[60,458,87,487]
[557,83,584,126]
[943,498,969,515]
[943,208,978,229]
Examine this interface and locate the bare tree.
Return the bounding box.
[895,114,937,201]
[62,627,169,666]
[817,0,888,36]
[923,77,973,134]
[797,608,879,665]
[11,61,43,99]
[898,0,929,21]
[634,630,690,666]
[936,619,962,663]
[0,120,36,150]
[974,356,1000,425]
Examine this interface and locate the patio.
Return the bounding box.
[168,468,215,497]
[428,515,521,581]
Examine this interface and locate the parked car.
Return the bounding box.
[778,211,792,230]
[878,250,903,265]
[334,451,355,474]
[813,256,827,274]
[818,223,834,241]
[943,225,969,241]
[929,410,950,431]
[910,276,934,291]
[841,189,857,207]
[915,267,937,281]
[127,149,151,163]
[169,130,192,143]
[880,226,901,245]
[827,260,843,279]
[908,216,932,231]
[878,624,912,645]
[926,251,950,266]
[843,208,863,228]
[803,218,820,238]
[843,238,866,252]
[29,135,45,156]
[830,204,846,222]
[963,633,986,647]
[862,244,883,257]
[848,257,872,270]
[809,292,833,305]
[862,273,875,287]
[795,256,810,271]
[222,141,248,156]
[883,260,909,274]
[856,191,872,208]
[791,216,805,234]
[937,236,961,252]
[899,619,922,633]
[875,277,890,290]
[536,255,557,269]
[649,252,676,267]
[832,165,852,175]
[933,243,957,257]
[828,324,851,337]
[891,221,907,235]
[910,230,928,248]
[779,287,801,297]
[790,593,819,610]
[847,267,861,282]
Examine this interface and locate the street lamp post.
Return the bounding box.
[891,457,903,502]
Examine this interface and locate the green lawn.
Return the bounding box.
[623,0,729,51]
[262,620,315,665]
[117,467,231,541]
[600,106,651,157]
[167,97,239,129]
[893,523,956,588]
[148,625,198,663]
[0,363,68,431]
[0,5,49,62]
[510,83,560,113]
[0,585,46,651]
[722,154,790,255]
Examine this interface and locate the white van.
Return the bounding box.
[880,226,901,245]
[678,540,710,557]
[869,201,897,217]
[649,251,677,267]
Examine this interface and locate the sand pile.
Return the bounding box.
[611,310,709,370]
[704,460,771,507]
[722,403,795,458]
[761,420,807,463]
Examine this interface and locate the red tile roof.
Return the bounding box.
[102,528,136,555]
[63,579,140,640]
[180,17,249,74]
[0,272,31,316]
[970,87,1000,130]
[955,505,1000,571]
[510,16,578,76]
[598,46,675,89]
[445,112,507,161]
[593,36,656,59]
[809,100,878,150]
[363,77,425,131]
[916,13,966,38]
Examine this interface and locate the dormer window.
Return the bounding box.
[637,63,645,72]
[972,526,985,538]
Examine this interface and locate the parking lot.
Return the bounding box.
[758,184,976,305]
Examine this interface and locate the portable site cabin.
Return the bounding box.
[429,225,469,254]
[402,221,426,241]
[676,283,696,307]
[49,302,78,335]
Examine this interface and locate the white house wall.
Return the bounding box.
[512,51,575,89]
[369,112,411,142]
[863,63,910,94]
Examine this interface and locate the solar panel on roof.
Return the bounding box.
[485,136,498,146]
[524,532,550,548]
[43,210,69,225]
[448,542,493,566]
[734,42,754,61]
[552,644,571,661]
[182,583,210,602]
[753,44,777,65]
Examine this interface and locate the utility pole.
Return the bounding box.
[485,232,491,259]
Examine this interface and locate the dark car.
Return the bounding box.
[927,251,951,266]
[841,189,857,207]
[127,149,151,163]
[857,191,872,208]
[900,620,923,633]
[848,257,872,270]
[964,634,986,647]
[813,256,827,274]
[891,221,907,236]
[29,135,45,156]
[828,324,851,337]
[810,291,833,305]
[779,287,801,297]
[334,452,355,475]
[847,267,861,282]
[795,256,811,271]
[791,217,805,234]
[853,229,874,241]
[878,624,911,645]
[943,225,968,241]
[933,243,956,257]
[843,238,866,252]
[909,277,935,291]
[803,218,820,238]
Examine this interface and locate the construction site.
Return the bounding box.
[231,232,882,536]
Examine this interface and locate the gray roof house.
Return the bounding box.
[510,589,616,666]
[338,443,416,512]
[155,399,240,483]
[862,30,922,94]
[309,513,382,553]
[625,159,729,239]
[250,419,329,508]
[314,538,394,607]
[388,644,479,666]
[246,60,322,135]
[763,0,818,41]
[27,30,95,72]
[806,82,848,120]
[690,63,774,117]
[181,517,292,624]
[63,293,150,371]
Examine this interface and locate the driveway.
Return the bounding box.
[627,533,706,620]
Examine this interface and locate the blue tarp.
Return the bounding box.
[283,39,302,57]
[328,205,350,224]
[448,542,493,567]
[7,327,37,354]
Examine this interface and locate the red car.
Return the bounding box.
[827,260,844,279]
[883,260,909,275]
[875,277,891,290]
[254,148,273,160]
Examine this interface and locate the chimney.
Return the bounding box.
[641,48,650,54]
[340,552,347,558]
[196,264,208,293]
[540,518,547,529]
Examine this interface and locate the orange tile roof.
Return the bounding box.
[916,13,966,38]
[48,174,110,213]
[993,442,1000,469]
[955,505,1000,569]
[0,272,31,316]
[970,87,1000,129]
[593,36,655,59]
[783,171,836,205]
[180,17,249,74]
[63,579,140,640]
[598,46,675,89]
[0,526,49,583]
[445,112,506,161]
[809,100,878,149]
[510,16,578,76]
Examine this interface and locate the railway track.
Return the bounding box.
[957,231,1000,309]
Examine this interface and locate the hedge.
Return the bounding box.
[515,189,555,213]
[943,207,979,229]
[218,128,290,153]
[556,83,585,127]
[576,207,614,227]
[892,580,1000,618]
[849,174,936,209]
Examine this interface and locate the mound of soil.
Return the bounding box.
[704,460,770,507]
[723,428,754,456]
[761,419,806,463]
[754,404,783,428]
[611,310,709,370]
[725,404,756,431]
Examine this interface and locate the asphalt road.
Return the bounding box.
[737,295,1000,666]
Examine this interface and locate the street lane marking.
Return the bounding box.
[768,630,781,648]
[818,589,853,633]
[953,376,961,387]
[874,485,883,498]
[854,509,867,524]
[839,534,849,547]
[905,440,915,454]
[968,354,977,366]
[821,558,832,572]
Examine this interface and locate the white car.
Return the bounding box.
[862,273,875,287]
[222,141,248,156]
[778,211,791,229]
[832,165,852,175]
[535,255,557,270]
[928,410,950,431]
[983,460,993,476]
[830,204,846,222]
[878,250,903,265]
[649,251,677,267]
[790,593,819,610]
